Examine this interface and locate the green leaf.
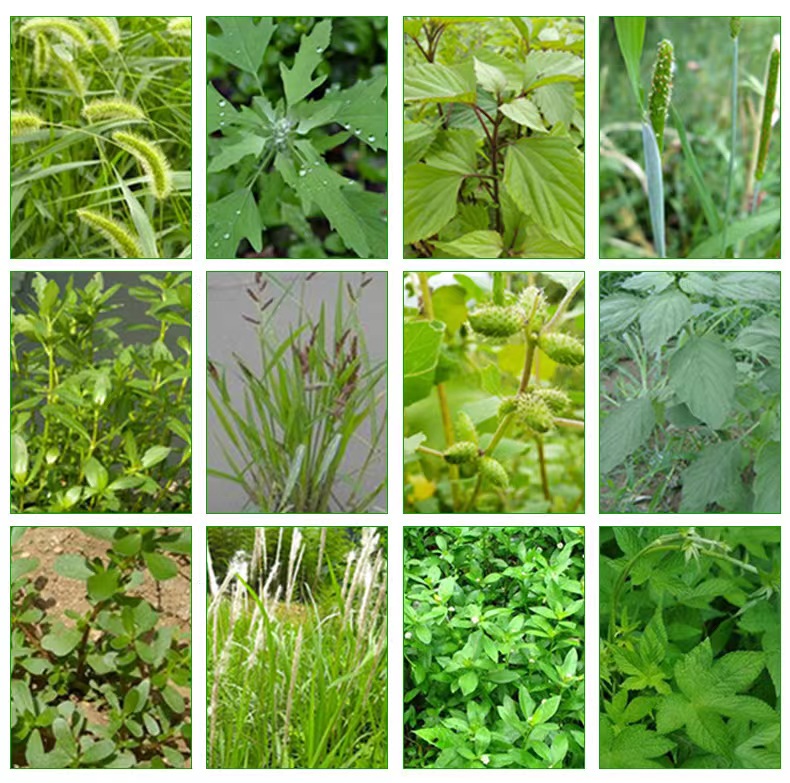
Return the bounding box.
[473,57,508,94]
[11,557,38,583]
[404,61,476,103]
[324,74,388,151]
[12,432,28,482]
[600,397,656,474]
[753,442,780,513]
[405,120,439,165]
[614,17,646,109]
[207,82,238,135]
[600,718,674,769]
[732,315,781,364]
[113,532,143,556]
[523,50,585,89]
[41,623,82,657]
[639,290,692,354]
[713,272,780,302]
[141,445,172,469]
[207,189,262,258]
[533,695,561,723]
[689,208,780,258]
[279,19,332,107]
[503,136,584,253]
[87,569,120,601]
[424,129,479,174]
[433,230,503,259]
[600,294,642,335]
[79,527,119,541]
[404,164,464,244]
[54,554,93,580]
[668,336,736,429]
[680,441,743,513]
[499,97,546,132]
[207,134,266,174]
[459,671,479,696]
[26,729,71,769]
[207,17,275,76]
[533,82,575,127]
[83,457,109,492]
[81,739,116,765]
[143,551,179,581]
[161,684,185,713]
[404,320,445,407]
[404,433,427,464]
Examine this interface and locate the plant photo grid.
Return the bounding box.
[10,16,192,259]
[404,16,584,259]
[207,16,388,259]
[600,16,780,259]
[11,525,192,768]
[207,526,387,768]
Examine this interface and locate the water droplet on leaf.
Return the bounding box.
[223,233,230,239]
[218,100,226,107]
[367,135,376,143]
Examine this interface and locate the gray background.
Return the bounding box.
[207,271,387,513]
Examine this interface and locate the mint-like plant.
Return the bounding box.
[11,526,192,768]
[11,272,192,513]
[600,526,780,768]
[404,16,584,259]
[405,526,585,768]
[404,272,584,513]
[207,17,387,259]
[600,271,780,513]
[11,16,191,259]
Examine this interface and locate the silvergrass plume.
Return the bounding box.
[648,39,674,153]
[83,17,120,50]
[83,98,146,123]
[21,17,89,48]
[756,49,780,182]
[112,131,173,199]
[77,209,143,258]
[11,111,45,137]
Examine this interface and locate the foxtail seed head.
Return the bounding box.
[729,17,742,40]
[55,55,86,98]
[33,33,51,78]
[455,411,479,446]
[77,209,143,258]
[112,131,172,199]
[443,441,480,465]
[83,17,121,51]
[479,456,509,488]
[20,17,90,48]
[756,48,780,182]
[538,332,585,367]
[11,110,45,138]
[468,304,524,339]
[167,17,192,39]
[648,39,674,153]
[83,98,146,124]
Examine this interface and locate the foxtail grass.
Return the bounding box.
[207,527,387,769]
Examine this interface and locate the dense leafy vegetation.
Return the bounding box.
[405,526,584,768]
[600,16,780,258]
[11,16,191,259]
[208,527,387,768]
[208,272,386,513]
[405,272,584,513]
[404,16,584,258]
[12,272,192,513]
[11,526,191,768]
[207,16,387,258]
[600,526,780,768]
[600,271,780,513]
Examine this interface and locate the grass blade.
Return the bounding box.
[641,121,665,258]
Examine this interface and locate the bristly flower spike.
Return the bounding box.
[648,39,675,153]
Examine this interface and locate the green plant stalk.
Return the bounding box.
[752,48,780,213]
[721,32,739,256]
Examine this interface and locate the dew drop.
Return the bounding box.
[223,233,230,239]
[367,135,376,143]
[235,209,241,215]
[342,123,350,130]
[316,47,324,54]
[218,100,226,107]
[235,49,241,54]
[383,216,388,222]
[219,121,225,126]
[219,112,225,117]
[354,128,361,136]
[299,169,306,177]
[213,242,219,248]
[322,180,328,185]
[313,160,320,167]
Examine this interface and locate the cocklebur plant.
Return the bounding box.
[404,526,585,769]
[11,272,192,513]
[207,17,387,259]
[600,271,780,513]
[404,272,584,514]
[11,16,191,258]
[404,17,584,259]
[11,526,192,768]
[600,526,779,769]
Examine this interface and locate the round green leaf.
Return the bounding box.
[143,551,179,581]
[54,553,93,580]
[87,569,120,602]
[41,624,82,657]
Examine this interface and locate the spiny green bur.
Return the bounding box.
[444,441,480,465]
[538,332,585,367]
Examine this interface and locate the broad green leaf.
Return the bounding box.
[714,271,780,302]
[87,569,120,601]
[404,320,445,407]
[689,208,780,258]
[433,230,503,259]
[639,289,692,354]
[141,445,172,469]
[459,671,478,696]
[668,336,736,429]
[343,188,388,258]
[404,61,476,103]
[533,82,575,126]
[54,554,92,580]
[503,136,583,252]
[41,623,82,656]
[621,271,673,293]
[83,457,109,492]
[499,97,546,132]
[143,551,179,581]
[752,441,780,513]
[279,19,332,107]
[473,57,508,94]
[405,120,439,165]
[79,527,119,541]
[614,17,646,109]
[523,50,585,90]
[533,695,560,723]
[207,82,238,134]
[404,433,427,463]
[473,50,525,93]
[113,532,143,556]
[207,189,262,258]
[81,739,116,765]
[424,129,479,174]
[323,74,387,150]
[12,432,28,481]
[733,315,780,365]
[161,684,185,713]
[600,397,655,474]
[679,441,743,513]
[11,557,38,583]
[600,719,674,769]
[26,729,71,769]
[600,294,642,334]
[207,17,275,76]
[404,164,464,244]
[207,134,265,174]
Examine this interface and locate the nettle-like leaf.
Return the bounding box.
[207,17,387,258]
